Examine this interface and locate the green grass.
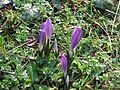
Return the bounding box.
[0,0,120,89]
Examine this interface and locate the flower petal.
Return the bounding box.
[39,31,46,51]
[71,26,82,51]
[44,17,53,40]
[60,53,67,73]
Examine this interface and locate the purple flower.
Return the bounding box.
[54,38,58,53]
[39,31,46,51]
[60,53,67,76]
[71,26,82,51]
[41,17,53,40]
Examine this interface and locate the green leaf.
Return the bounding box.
[73,56,83,71]
[33,84,40,90]
[10,86,19,90]
[27,61,38,83]
[0,35,4,45]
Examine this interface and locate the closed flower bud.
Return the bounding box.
[41,17,53,41]
[60,53,67,77]
[71,26,82,51]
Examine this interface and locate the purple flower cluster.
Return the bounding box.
[39,17,83,75]
[39,18,53,51]
[41,17,53,40]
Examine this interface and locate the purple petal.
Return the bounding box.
[44,17,53,40]
[54,38,58,53]
[41,22,46,32]
[60,53,67,73]
[39,31,46,50]
[71,26,82,51]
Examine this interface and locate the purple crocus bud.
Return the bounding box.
[41,17,53,40]
[39,31,46,51]
[60,53,67,77]
[54,38,58,53]
[71,26,82,51]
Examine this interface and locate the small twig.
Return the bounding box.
[94,21,112,50]
[111,0,120,35]
[89,28,92,36]
[0,70,15,75]
[105,9,120,16]
[104,60,114,70]
[19,55,36,71]
[85,85,93,90]
[18,55,36,60]
[0,39,37,58]
[94,21,109,36]
[40,76,47,84]
[16,15,27,25]
[22,60,30,71]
